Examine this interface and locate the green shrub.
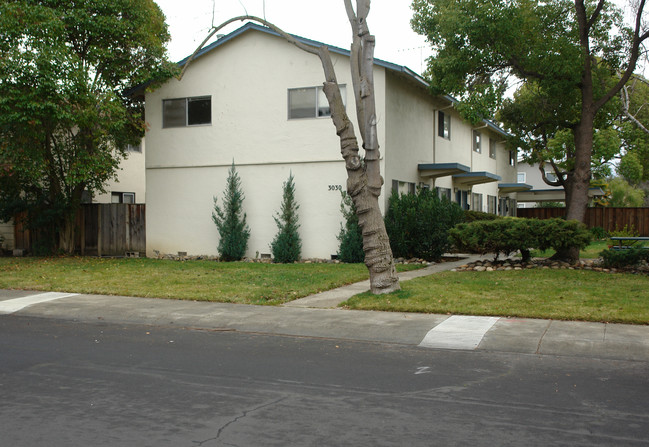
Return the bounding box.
[541,218,592,254]
[212,162,250,261]
[600,247,649,268]
[589,226,608,240]
[384,188,464,261]
[463,210,499,222]
[337,192,364,263]
[448,218,591,261]
[607,224,640,247]
[271,173,302,263]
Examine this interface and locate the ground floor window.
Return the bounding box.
[435,187,451,201]
[487,195,497,214]
[111,192,135,204]
[391,180,416,195]
[471,193,483,212]
[456,190,469,210]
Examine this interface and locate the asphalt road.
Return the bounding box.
[1,315,648,446]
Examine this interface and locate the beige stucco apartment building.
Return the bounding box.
[143,23,521,260]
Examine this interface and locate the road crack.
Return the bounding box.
[192,396,288,446]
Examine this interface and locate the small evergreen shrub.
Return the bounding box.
[337,192,364,263]
[448,218,591,261]
[212,162,250,261]
[600,247,649,268]
[384,188,464,261]
[271,173,302,263]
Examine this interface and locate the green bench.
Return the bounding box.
[610,236,649,250]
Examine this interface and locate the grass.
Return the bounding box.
[0,256,422,305]
[342,269,649,324]
[528,240,609,259]
[2,246,647,324]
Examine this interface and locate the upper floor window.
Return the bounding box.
[473,130,482,153]
[438,111,451,139]
[489,139,497,159]
[125,141,142,153]
[509,150,516,166]
[545,171,558,182]
[163,96,211,128]
[288,85,346,119]
[517,172,526,183]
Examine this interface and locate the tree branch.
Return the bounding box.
[621,84,649,134]
[594,0,648,111]
[178,15,320,80]
[586,0,606,31]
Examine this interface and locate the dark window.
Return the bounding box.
[438,111,451,139]
[288,85,345,119]
[163,96,211,128]
[111,192,135,204]
[473,130,482,153]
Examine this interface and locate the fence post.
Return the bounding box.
[97,205,102,257]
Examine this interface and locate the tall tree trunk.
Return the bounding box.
[322,80,399,293]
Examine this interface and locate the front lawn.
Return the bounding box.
[0,256,420,305]
[342,269,649,324]
[528,240,609,259]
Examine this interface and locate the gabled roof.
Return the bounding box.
[148,22,509,137]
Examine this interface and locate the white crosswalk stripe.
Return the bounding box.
[0,292,79,314]
[419,315,499,350]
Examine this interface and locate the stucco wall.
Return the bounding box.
[145,28,389,259]
[94,141,146,204]
[383,71,516,213]
[384,72,435,208]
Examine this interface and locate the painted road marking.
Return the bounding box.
[0,292,79,314]
[418,315,500,350]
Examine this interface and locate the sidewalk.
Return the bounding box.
[283,255,485,309]
[1,256,648,362]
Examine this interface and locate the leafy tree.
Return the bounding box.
[607,177,645,207]
[337,192,365,263]
[270,173,302,263]
[617,150,644,185]
[619,75,649,182]
[0,0,175,253]
[212,163,251,261]
[411,0,649,261]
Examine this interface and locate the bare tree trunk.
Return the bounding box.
[179,3,400,293]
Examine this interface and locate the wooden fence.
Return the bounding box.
[517,207,649,236]
[14,204,146,256]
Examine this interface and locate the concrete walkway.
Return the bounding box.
[284,255,485,308]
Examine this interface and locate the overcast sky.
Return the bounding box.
[154,0,433,75]
[154,0,644,77]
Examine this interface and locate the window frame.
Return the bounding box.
[438,111,451,140]
[111,192,136,204]
[288,85,346,120]
[473,130,482,154]
[545,171,558,182]
[162,96,212,128]
[489,139,497,159]
[517,172,526,183]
